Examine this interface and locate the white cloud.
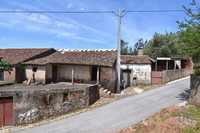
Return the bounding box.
[0,1,112,46]
[67,3,73,9]
[27,14,51,24]
[72,36,105,44]
[80,8,85,11]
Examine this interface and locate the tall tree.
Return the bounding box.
[143,32,181,58]
[177,0,200,64]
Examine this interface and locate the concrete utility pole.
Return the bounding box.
[116,9,126,93]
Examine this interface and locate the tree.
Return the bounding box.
[120,40,134,55]
[177,0,200,64]
[120,40,129,55]
[143,32,181,58]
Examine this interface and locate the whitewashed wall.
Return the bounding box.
[25,65,46,83]
[121,64,151,85]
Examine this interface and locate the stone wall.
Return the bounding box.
[190,75,200,106]
[0,84,99,125]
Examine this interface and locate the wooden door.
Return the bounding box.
[0,97,13,127]
[4,98,13,126]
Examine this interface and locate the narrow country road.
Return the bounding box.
[13,77,190,133]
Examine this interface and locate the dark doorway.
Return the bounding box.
[0,97,14,127]
[91,66,97,81]
[16,66,26,83]
[52,65,58,82]
[0,70,3,81]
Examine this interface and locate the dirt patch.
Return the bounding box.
[118,106,197,133]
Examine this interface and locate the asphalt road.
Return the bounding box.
[13,77,190,133]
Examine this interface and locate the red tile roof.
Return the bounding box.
[24,50,117,67]
[24,50,153,66]
[121,55,153,64]
[0,48,54,65]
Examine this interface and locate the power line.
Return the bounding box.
[0,9,197,14]
[127,9,188,13]
[0,10,114,14]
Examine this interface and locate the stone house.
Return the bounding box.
[0,48,157,92]
[0,48,56,83]
[24,49,117,92]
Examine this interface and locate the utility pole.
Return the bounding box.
[116,9,126,93]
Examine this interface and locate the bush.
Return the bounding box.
[194,64,200,76]
[0,60,11,71]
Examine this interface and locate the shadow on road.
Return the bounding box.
[176,88,191,101]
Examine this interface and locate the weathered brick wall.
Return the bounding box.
[100,67,116,92]
[151,71,162,84]
[4,67,16,82]
[152,69,192,84]
[162,69,192,83]
[0,84,99,125]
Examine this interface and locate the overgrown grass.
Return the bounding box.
[172,105,200,133]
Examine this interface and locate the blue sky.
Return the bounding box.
[0,0,194,49]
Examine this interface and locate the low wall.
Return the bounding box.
[162,69,192,83]
[0,84,99,125]
[152,69,192,84]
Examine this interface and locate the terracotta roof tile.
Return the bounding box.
[121,55,152,64]
[24,50,117,67]
[0,48,54,65]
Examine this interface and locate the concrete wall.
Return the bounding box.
[121,64,151,85]
[100,67,116,92]
[25,65,46,83]
[57,64,91,82]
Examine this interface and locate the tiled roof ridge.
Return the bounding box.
[56,48,117,53]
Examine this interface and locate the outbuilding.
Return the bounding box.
[120,55,153,87]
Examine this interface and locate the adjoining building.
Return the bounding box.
[120,55,154,87]
[0,48,56,83]
[151,57,193,84]
[24,49,117,92]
